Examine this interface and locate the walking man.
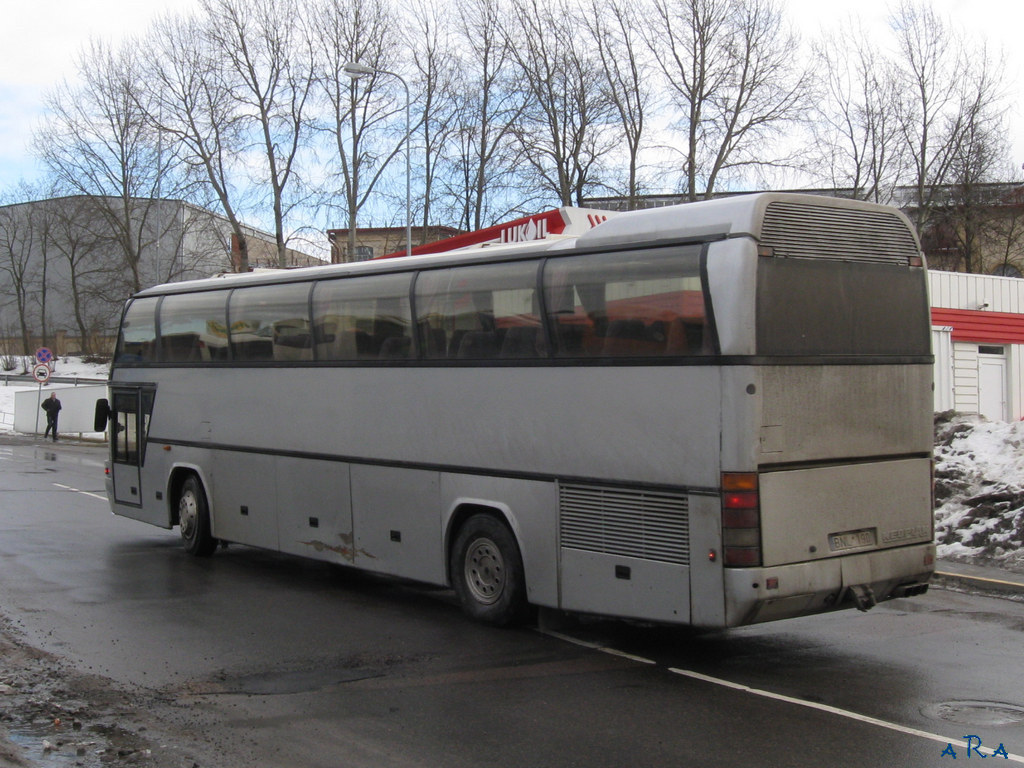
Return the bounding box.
[42,392,61,442]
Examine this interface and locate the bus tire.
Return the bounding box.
[450,514,527,626]
[178,475,216,557]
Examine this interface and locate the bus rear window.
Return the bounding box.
[756,259,930,356]
[543,246,710,357]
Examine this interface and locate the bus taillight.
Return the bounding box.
[722,472,762,567]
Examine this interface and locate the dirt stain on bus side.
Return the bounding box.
[299,534,376,563]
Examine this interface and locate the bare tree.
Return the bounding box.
[584,0,654,208]
[201,0,317,268]
[441,0,529,230]
[31,200,56,350]
[408,0,462,243]
[45,196,111,355]
[309,0,407,260]
[144,12,256,273]
[0,187,43,355]
[504,0,618,207]
[810,25,905,203]
[986,178,1024,278]
[34,38,183,293]
[925,54,1010,273]
[888,0,1013,273]
[646,0,810,201]
[891,0,969,231]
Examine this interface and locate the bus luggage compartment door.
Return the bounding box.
[758,458,932,568]
[558,483,691,623]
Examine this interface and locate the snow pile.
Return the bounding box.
[934,411,1024,571]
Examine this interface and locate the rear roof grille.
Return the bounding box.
[560,483,689,565]
[761,201,920,265]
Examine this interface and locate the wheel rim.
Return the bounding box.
[179,489,198,541]
[464,537,505,605]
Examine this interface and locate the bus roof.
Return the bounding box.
[132,193,915,298]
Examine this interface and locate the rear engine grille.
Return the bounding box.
[559,484,689,565]
[761,201,920,265]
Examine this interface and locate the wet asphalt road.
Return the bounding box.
[2,437,1024,768]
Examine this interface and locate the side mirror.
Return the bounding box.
[94,398,110,432]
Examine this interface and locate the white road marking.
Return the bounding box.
[538,629,655,664]
[670,668,1024,762]
[539,626,1024,761]
[52,482,108,502]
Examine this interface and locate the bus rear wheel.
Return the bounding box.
[450,514,527,626]
[178,475,216,557]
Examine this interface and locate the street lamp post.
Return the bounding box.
[344,62,412,259]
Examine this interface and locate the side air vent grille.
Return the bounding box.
[559,484,689,566]
[761,201,920,265]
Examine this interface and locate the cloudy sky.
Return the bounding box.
[1,0,1023,194]
[0,0,201,188]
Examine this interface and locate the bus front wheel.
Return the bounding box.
[178,475,216,557]
[450,514,527,626]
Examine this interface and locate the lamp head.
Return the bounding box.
[343,62,374,79]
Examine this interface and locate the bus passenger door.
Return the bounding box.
[110,386,155,509]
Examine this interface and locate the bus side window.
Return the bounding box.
[312,274,412,361]
[114,297,160,364]
[543,247,709,358]
[416,262,541,360]
[159,291,230,363]
[229,283,313,363]
[500,326,541,358]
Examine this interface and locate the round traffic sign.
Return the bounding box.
[35,347,53,365]
[32,364,51,383]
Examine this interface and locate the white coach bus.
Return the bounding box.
[97,193,935,628]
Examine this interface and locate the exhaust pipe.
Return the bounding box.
[848,584,876,612]
[892,582,930,598]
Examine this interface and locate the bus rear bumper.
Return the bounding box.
[721,542,935,627]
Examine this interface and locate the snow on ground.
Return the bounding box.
[0,356,109,432]
[934,412,1024,572]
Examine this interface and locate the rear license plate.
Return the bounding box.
[828,528,877,552]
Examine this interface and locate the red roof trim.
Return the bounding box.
[931,307,1024,344]
[377,209,569,259]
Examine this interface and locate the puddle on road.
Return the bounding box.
[5,718,158,768]
[7,723,102,768]
[924,700,1024,727]
[186,666,385,696]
